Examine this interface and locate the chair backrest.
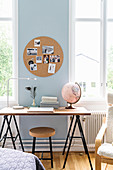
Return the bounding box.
[108,93,113,105]
[106,93,113,143]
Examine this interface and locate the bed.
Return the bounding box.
[0,148,45,170]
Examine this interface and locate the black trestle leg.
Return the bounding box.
[5,116,16,149]
[49,137,53,168]
[32,137,36,154]
[77,115,93,170]
[62,115,74,155]
[0,116,6,139]
[13,115,24,152]
[2,115,12,148]
[63,118,78,169]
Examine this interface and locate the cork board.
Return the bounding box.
[23,36,63,77]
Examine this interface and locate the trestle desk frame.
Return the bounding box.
[0,107,93,170]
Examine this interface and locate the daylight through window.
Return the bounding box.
[0,0,13,98]
[71,0,113,99]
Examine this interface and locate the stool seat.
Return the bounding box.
[29,127,55,138]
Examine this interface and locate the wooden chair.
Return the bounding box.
[95,93,113,170]
[29,127,55,168]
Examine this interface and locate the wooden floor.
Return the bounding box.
[35,152,113,170]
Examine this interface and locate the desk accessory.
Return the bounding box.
[13,106,24,109]
[41,96,57,103]
[62,82,81,109]
[25,86,37,107]
[7,77,37,107]
[27,107,54,113]
[40,101,59,109]
[40,96,59,109]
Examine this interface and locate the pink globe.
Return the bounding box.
[62,82,81,109]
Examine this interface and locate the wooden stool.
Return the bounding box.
[29,127,55,168]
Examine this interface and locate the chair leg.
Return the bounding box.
[95,154,101,170]
[49,137,53,168]
[32,137,36,154]
[105,164,108,170]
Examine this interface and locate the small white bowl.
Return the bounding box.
[13,106,24,109]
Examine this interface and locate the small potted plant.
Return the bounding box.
[25,86,37,106]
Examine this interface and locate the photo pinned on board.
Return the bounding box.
[30,63,37,71]
[34,40,40,47]
[48,63,56,74]
[28,60,34,65]
[42,45,54,54]
[36,56,42,63]
[43,55,49,64]
[27,48,37,56]
[50,55,60,62]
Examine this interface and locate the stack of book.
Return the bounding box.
[40,96,59,109]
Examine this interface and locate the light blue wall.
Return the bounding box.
[18,0,69,139]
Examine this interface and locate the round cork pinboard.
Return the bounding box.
[23,36,63,77]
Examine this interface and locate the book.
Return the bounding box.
[27,107,54,113]
[40,101,59,104]
[40,101,59,109]
[41,96,57,103]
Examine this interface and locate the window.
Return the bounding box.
[70,0,112,100]
[107,0,113,92]
[0,0,18,105]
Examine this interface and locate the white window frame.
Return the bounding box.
[69,0,107,109]
[0,0,18,107]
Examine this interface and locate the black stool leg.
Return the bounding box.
[32,137,36,154]
[62,115,74,155]
[49,137,53,168]
[77,116,93,170]
[63,118,78,169]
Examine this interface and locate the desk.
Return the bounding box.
[0,107,93,169]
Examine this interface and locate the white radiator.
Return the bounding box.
[85,110,106,147]
[68,110,106,151]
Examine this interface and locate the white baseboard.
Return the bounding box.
[1,139,95,152]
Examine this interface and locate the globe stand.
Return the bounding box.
[65,103,76,109]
